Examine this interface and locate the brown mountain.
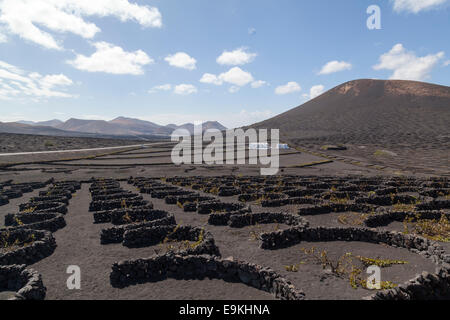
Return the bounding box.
[109,117,172,135]
[6,117,227,137]
[53,118,227,136]
[0,122,115,138]
[252,79,450,148]
[18,119,64,127]
[171,121,228,134]
[55,118,127,135]
[34,119,64,127]
[0,122,72,136]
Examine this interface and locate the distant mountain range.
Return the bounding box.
[1,117,227,138]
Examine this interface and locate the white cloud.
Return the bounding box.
[0,0,162,50]
[0,60,75,100]
[251,80,267,88]
[67,42,153,75]
[275,82,301,95]
[149,84,171,93]
[391,0,447,13]
[318,60,352,75]
[303,85,325,100]
[444,60,450,66]
[217,47,257,66]
[228,86,240,94]
[200,73,223,86]
[218,67,254,86]
[310,85,325,99]
[200,67,255,89]
[164,52,197,70]
[40,74,73,88]
[0,60,23,74]
[0,31,6,43]
[174,84,197,95]
[373,43,444,81]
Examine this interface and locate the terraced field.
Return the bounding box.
[1,175,449,300]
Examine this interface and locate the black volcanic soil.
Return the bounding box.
[0,133,153,153]
[26,184,274,300]
[0,176,440,300]
[0,139,392,183]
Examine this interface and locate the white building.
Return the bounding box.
[249,143,289,150]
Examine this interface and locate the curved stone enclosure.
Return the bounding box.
[93,205,156,224]
[20,201,67,214]
[91,191,138,202]
[0,264,46,300]
[259,226,444,257]
[89,196,146,212]
[100,215,176,244]
[110,254,305,300]
[369,267,450,300]
[364,210,449,228]
[0,229,56,266]
[228,212,310,229]
[6,181,79,235]
[122,225,221,257]
[0,195,9,206]
[258,226,450,300]
[29,195,69,205]
[5,212,66,232]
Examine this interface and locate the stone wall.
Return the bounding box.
[228,212,309,229]
[19,201,67,214]
[197,201,246,215]
[110,254,305,300]
[258,225,450,300]
[39,189,71,199]
[297,203,375,216]
[261,196,320,208]
[92,192,139,202]
[0,195,9,206]
[100,215,176,244]
[0,264,46,300]
[89,196,146,212]
[417,200,450,211]
[369,267,450,300]
[355,195,424,206]
[122,225,220,257]
[260,226,446,261]
[364,210,448,228]
[208,209,252,226]
[5,212,66,232]
[29,195,69,205]
[110,207,164,226]
[0,229,56,266]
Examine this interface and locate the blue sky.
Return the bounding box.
[0,0,449,128]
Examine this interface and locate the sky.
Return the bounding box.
[0,0,449,129]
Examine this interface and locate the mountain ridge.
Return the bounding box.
[3,117,228,137]
[252,79,449,147]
